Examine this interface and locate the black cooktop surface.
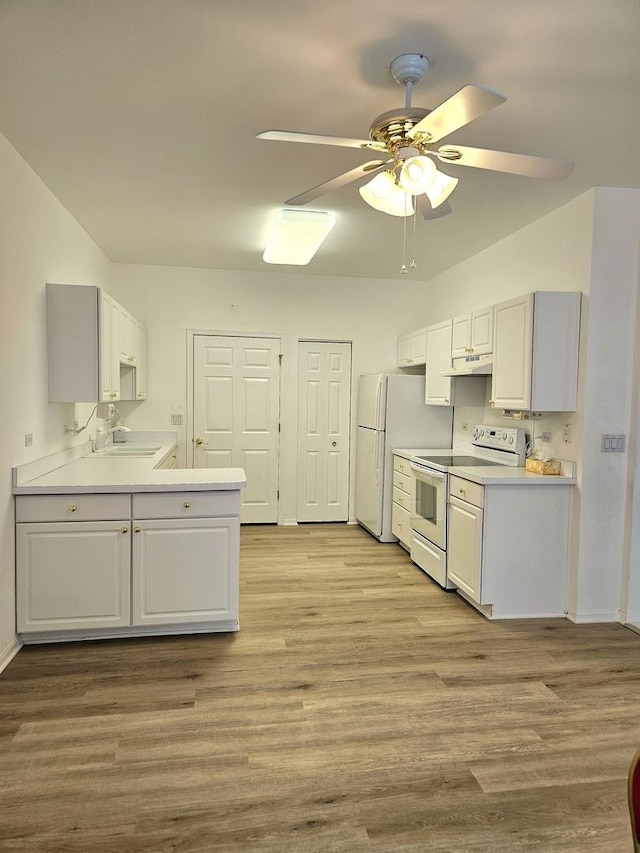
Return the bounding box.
[415,455,504,467]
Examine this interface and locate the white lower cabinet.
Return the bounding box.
[132,517,238,626]
[15,490,240,640]
[16,520,131,633]
[391,455,413,549]
[447,496,483,602]
[446,474,573,618]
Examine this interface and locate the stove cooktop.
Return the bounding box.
[415,455,505,468]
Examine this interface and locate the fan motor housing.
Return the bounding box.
[368,107,432,151]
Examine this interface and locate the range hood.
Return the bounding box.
[441,355,493,376]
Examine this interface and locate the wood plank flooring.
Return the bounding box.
[2,523,640,852]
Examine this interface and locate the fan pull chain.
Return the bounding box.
[411,204,418,272]
[400,194,409,275]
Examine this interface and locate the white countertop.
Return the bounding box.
[393,447,576,486]
[13,435,247,495]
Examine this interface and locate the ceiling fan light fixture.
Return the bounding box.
[425,169,459,208]
[263,209,336,265]
[398,155,437,194]
[359,171,414,217]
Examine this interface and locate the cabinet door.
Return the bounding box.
[131,517,239,626]
[470,305,494,356]
[397,333,412,367]
[110,299,121,400]
[447,496,483,602]
[16,521,131,633]
[99,290,113,402]
[410,329,427,365]
[451,314,471,358]
[425,320,453,405]
[135,321,147,400]
[491,293,533,409]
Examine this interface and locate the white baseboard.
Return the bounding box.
[0,636,22,674]
[567,609,621,624]
[282,519,299,527]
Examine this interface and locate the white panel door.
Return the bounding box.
[297,341,351,522]
[193,335,281,523]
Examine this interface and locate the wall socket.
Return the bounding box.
[563,424,572,443]
[461,422,469,432]
[24,433,33,447]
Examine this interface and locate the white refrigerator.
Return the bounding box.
[355,374,453,542]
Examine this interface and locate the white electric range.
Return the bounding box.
[409,425,527,589]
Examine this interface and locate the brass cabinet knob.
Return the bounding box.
[134,526,141,533]
[121,527,129,534]
[183,501,191,509]
[69,505,77,512]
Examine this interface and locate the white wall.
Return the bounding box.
[109,264,436,523]
[0,132,111,668]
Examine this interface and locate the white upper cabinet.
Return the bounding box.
[451,306,494,359]
[425,320,453,405]
[47,283,147,403]
[491,291,581,411]
[397,328,427,367]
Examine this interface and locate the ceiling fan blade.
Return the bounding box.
[257,129,387,152]
[416,195,452,220]
[284,160,391,206]
[408,84,506,144]
[436,145,574,180]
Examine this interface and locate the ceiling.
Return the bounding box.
[0,1,638,281]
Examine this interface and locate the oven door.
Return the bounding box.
[410,463,447,550]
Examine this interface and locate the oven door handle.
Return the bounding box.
[410,464,446,480]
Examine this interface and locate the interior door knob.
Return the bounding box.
[195,437,205,445]
[332,441,337,447]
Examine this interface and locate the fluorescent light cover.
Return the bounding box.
[263,209,336,265]
[359,172,414,217]
[425,169,459,208]
[398,156,437,194]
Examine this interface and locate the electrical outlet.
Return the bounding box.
[563,424,572,443]
[24,433,33,447]
[541,432,552,443]
[461,422,469,432]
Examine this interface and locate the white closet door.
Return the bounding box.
[297,341,351,522]
[193,335,281,523]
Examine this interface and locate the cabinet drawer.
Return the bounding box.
[392,486,411,511]
[16,494,131,523]
[393,470,411,494]
[132,490,240,519]
[449,476,484,508]
[393,456,412,476]
[392,502,411,546]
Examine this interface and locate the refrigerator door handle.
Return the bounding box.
[375,431,383,485]
[375,377,383,431]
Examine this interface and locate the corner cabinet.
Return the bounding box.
[47,283,148,404]
[397,328,427,368]
[491,291,581,411]
[15,489,239,641]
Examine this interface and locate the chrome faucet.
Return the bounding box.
[109,425,132,444]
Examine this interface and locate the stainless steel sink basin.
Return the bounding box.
[100,445,161,457]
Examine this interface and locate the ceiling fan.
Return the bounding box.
[256,53,574,219]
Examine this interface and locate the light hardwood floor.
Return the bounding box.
[1,523,640,852]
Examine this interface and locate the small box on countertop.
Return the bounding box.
[525,458,561,475]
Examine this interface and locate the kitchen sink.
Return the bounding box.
[99,445,162,457]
